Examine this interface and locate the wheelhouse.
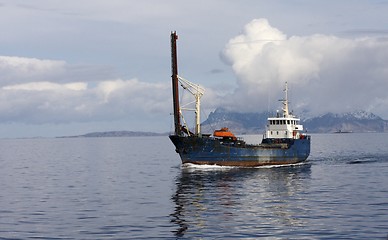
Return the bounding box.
[263,82,306,140]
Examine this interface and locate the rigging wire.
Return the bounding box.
[178,81,195,133]
[169,110,174,135]
[200,107,216,134]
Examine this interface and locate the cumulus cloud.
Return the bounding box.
[2,17,388,134]
[0,56,65,84]
[0,56,116,85]
[221,19,388,118]
[0,56,171,124]
[3,81,87,91]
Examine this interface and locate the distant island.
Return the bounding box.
[58,131,168,138]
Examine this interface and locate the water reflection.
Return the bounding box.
[170,164,311,238]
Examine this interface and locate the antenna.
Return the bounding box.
[281,82,290,117]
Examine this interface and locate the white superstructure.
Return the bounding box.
[265,82,305,140]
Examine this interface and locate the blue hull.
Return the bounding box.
[169,135,311,167]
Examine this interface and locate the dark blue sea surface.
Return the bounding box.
[0,133,388,239]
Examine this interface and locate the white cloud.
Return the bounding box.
[3,81,87,91]
[2,18,388,131]
[0,56,66,85]
[0,56,171,124]
[2,2,388,137]
[0,56,115,85]
[221,19,388,118]
[0,56,64,72]
[0,78,171,124]
[93,78,170,115]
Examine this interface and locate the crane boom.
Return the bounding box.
[178,76,204,135]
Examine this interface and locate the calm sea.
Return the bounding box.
[0,133,388,239]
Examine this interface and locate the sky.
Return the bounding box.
[1,0,388,138]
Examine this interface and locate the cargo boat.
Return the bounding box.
[169,31,310,167]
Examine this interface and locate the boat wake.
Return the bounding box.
[312,153,388,166]
[182,163,236,171]
[182,161,309,171]
[347,159,378,165]
[254,161,308,169]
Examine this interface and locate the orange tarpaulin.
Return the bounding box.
[213,127,237,140]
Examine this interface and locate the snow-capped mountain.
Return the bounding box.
[201,108,388,134]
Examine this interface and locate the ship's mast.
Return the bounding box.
[282,82,290,118]
[171,31,181,136]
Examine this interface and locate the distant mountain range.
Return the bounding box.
[59,109,388,138]
[303,111,388,133]
[201,108,388,134]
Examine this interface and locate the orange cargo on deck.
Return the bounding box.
[213,127,237,140]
